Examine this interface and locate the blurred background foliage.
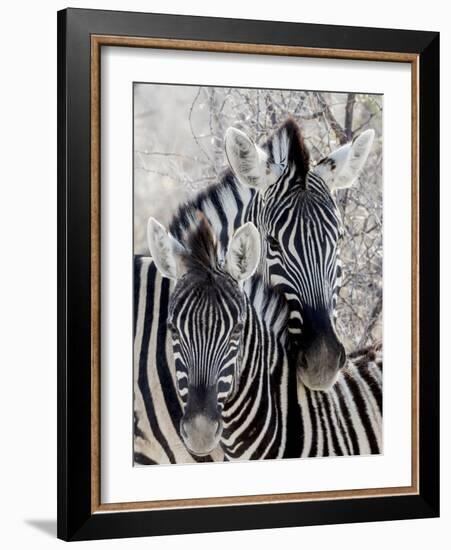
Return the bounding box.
[134,84,383,352]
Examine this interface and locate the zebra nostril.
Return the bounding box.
[214,420,222,437]
[339,345,347,369]
[180,420,188,439]
[298,352,307,370]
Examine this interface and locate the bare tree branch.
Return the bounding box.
[344,92,356,140]
[315,92,347,145]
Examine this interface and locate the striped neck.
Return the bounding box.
[220,277,289,460]
[169,170,256,255]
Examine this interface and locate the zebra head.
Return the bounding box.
[147,215,261,456]
[225,119,374,391]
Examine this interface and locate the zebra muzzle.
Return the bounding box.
[296,338,346,392]
[180,414,223,456]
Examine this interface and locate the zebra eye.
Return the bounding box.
[167,321,178,335]
[231,322,243,337]
[267,235,281,250]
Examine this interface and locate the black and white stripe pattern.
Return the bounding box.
[134,256,224,463]
[134,118,379,462]
[134,171,258,463]
[224,120,375,391]
[248,167,344,329]
[167,220,291,459]
[169,172,256,255]
[178,278,291,461]
[296,351,382,456]
[134,222,382,461]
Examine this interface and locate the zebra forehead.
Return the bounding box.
[263,165,333,207]
[170,273,244,320]
[266,194,341,239]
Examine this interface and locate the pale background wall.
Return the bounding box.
[0,0,448,547]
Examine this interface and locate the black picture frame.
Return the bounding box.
[57,7,439,541]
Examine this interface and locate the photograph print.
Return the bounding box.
[133,83,383,465]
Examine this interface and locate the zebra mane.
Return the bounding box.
[181,215,219,275]
[246,275,289,340]
[169,170,249,248]
[263,117,310,185]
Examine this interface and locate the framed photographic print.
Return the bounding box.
[57,8,439,541]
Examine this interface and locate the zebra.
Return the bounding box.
[134,254,225,464]
[134,119,376,462]
[223,119,375,391]
[145,216,382,459]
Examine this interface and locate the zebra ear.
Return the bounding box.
[147,217,186,280]
[225,128,275,190]
[225,222,261,282]
[312,129,375,190]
